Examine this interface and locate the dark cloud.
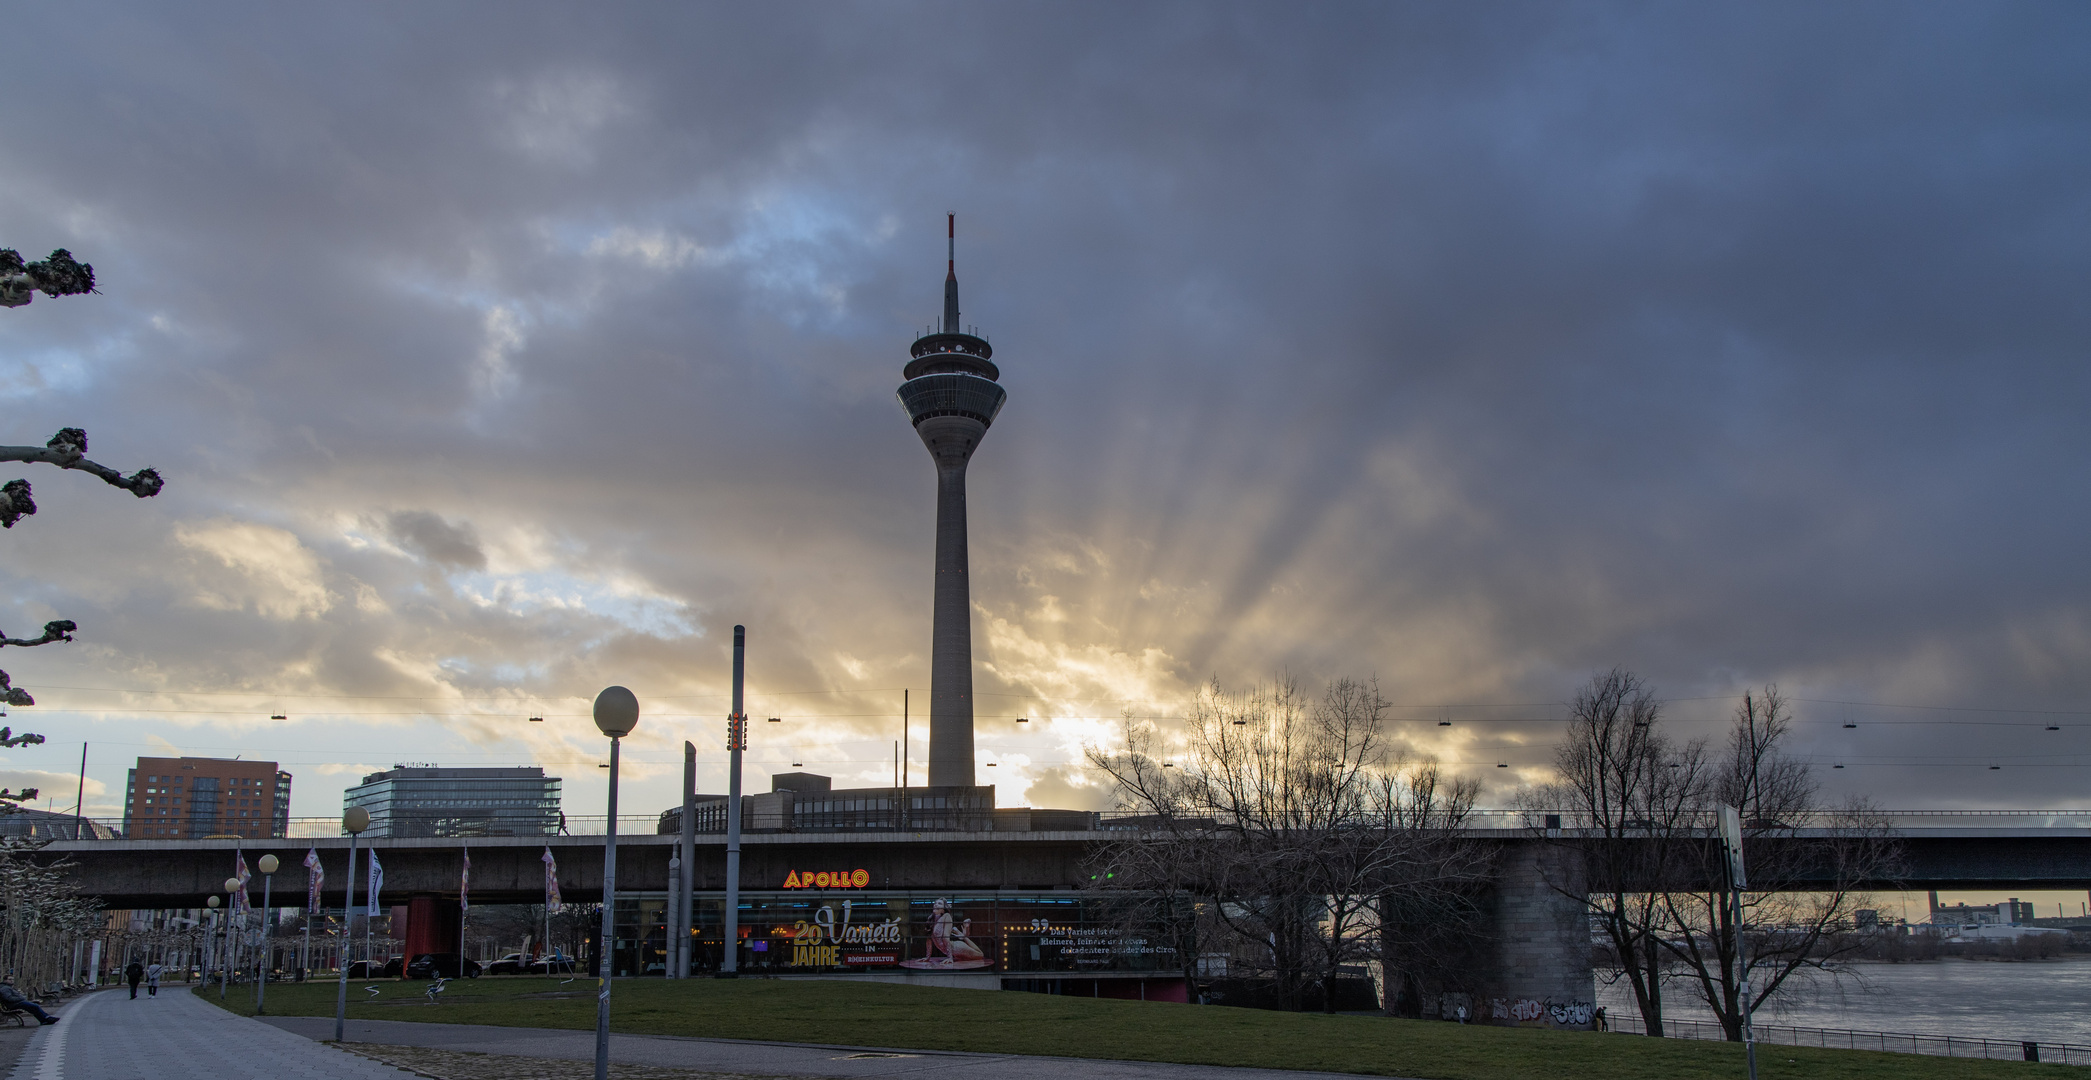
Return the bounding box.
[0,3,2087,817]
[387,511,486,571]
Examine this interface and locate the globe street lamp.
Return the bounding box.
[221,877,242,1000]
[256,854,279,1014]
[592,685,639,1080]
[335,805,370,1042]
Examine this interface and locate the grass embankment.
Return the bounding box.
[198,977,2074,1080]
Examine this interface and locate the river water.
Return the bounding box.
[1594,956,2091,1047]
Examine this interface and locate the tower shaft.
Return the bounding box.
[927,439,975,788]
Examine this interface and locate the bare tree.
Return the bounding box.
[1657,687,1902,1040]
[1089,676,1488,1013]
[0,838,103,991]
[1371,761,1492,1018]
[0,259,165,810]
[1534,667,1708,1037]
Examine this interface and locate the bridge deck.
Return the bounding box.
[35,827,2091,908]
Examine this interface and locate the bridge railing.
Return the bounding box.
[1606,1014,2089,1064]
[70,815,665,839]
[1093,808,2091,830]
[62,807,2091,840]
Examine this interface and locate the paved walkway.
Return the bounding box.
[264,1016,1403,1080]
[5,987,420,1080]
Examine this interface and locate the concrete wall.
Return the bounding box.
[1463,842,1596,1030]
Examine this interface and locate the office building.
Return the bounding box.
[343,766,561,838]
[124,757,291,839]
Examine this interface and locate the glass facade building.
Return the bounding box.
[344,766,561,838]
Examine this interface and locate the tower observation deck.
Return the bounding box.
[896,215,1004,789]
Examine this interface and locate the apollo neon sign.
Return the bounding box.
[783,868,870,889]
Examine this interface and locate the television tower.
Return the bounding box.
[896,214,1005,789]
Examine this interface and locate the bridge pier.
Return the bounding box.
[1463,843,1595,1029]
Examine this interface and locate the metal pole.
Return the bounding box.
[335,833,359,1042]
[219,905,231,999]
[1719,804,1757,1080]
[74,742,87,840]
[901,690,909,830]
[595,734,621,1080]
[257,872,272,1013]
[1733,880,1757,1080]
[721,625,744,976]
[678,740,695,977]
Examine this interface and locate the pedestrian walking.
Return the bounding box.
[125,960,144,999]
[145,960,163,997]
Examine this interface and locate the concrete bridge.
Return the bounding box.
[37,818,2091,908]
[35,816,2087,1027]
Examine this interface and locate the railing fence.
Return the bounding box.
[1607,1013,2091,1064]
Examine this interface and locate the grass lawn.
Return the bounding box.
[195,976,2074,1079]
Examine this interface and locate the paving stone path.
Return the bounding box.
[4,986,420,1080]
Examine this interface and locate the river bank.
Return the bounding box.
[1597,954,2091,1046]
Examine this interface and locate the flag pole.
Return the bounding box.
[460,842,470,974]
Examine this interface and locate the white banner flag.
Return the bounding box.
[303,848,323,912]
[367,849,385,917]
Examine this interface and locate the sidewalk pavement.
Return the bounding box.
[263,1015,1402,1080]
[5,986,420,1080]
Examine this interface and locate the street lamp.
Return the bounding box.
[592,685,639,1080]
[205,895,220,983]
[221,877,241,1000]
[256,854,278,1014]
[335,805,370,1043]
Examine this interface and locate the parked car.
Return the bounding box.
[485,952,531,975]
[484,952,572,975]
[404,953,482,979]
[531,954,576,975]
[345,957,402,979]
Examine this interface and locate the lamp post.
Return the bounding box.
[221,877,242,999]
[722,625,745,977]
[665,854,681,979]
[204,895,220,983]
[335,805,370,1043]
[592,685,640,1080]
[256,854,278,1014]
[678,739,695,977]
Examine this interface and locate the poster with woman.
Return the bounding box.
[899,898,992,970]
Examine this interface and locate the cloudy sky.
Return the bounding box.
[2,2,2088,824]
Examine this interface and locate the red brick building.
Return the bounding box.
[123,757,291,839]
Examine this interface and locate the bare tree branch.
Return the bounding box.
[0,249,96,308]
[0,430,164,523]
[0,621,75,649]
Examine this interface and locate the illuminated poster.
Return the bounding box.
[783,899,903,969]
[899,897,991,970]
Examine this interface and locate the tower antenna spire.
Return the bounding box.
[942,213,959,333]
